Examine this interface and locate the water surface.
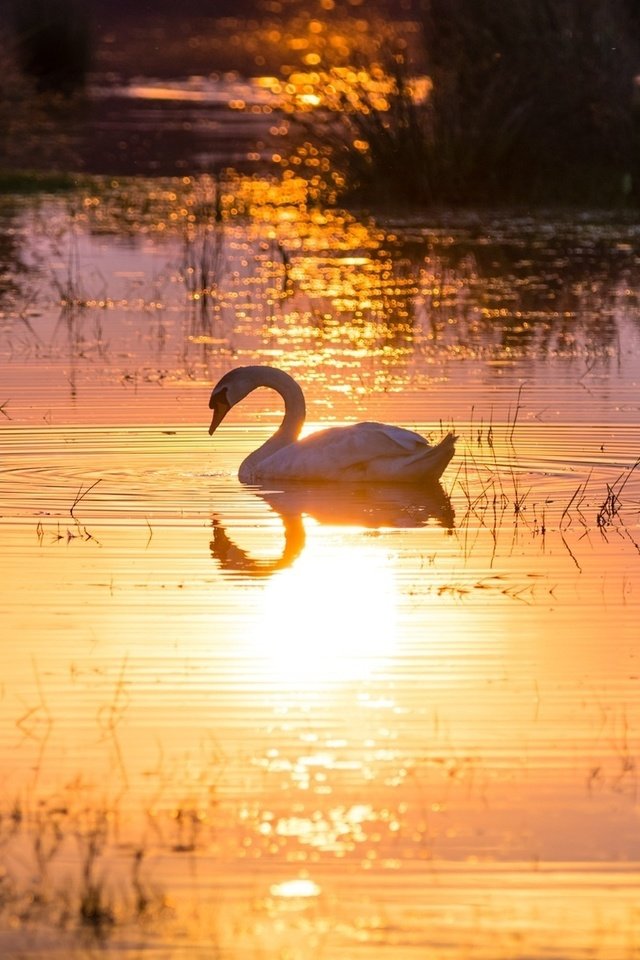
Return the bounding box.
[1,184,639,958]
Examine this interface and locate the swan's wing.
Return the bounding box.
[356,423,430,453]
[256,422,435,481]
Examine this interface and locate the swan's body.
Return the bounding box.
[208,365,455,484]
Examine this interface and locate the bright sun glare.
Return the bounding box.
[252,533,398,687]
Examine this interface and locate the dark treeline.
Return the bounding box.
[420,0,640,204]
[89,0,263,19]
[325,0,640,207]
[3,0,640,206]
[8,0,92,94]
[4,0,272,94]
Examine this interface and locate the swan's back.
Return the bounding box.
[244,422,455,484]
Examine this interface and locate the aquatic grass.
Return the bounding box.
[507,383,526,445]
[69,479,102,521]
[560,476,592,533]
[32,798,66,885]
[450,436,514,569]
[0,660,172,941]
[0,791,144,938]
[596,458,640,531]
[76,809,115,937]
[446,399,639,573]
[55,480,104,545]
[50,212,88,310]
[178,174,228,332]
[450,440,640,573]
[38,521,99,546]
[509,468,531,520]
[532,503,547,541]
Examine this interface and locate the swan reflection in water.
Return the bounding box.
[210,481,454,577]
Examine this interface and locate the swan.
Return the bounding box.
[208,365,456,484]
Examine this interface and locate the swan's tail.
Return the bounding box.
[409,431,456,483]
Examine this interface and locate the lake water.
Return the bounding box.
[1,181,640,958]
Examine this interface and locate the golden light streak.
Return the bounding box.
[251,538,398,687]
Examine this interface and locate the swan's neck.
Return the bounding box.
[239,368,306,482]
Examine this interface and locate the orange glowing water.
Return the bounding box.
[1,185,639,957]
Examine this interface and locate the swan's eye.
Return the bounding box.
[209,387,229,411]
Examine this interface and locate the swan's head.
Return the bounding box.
[209,365,301,437]
[208,366,255,435]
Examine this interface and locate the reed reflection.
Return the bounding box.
[0,205,31,308]
[35,180,640,393]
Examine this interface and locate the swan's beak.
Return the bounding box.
[208,394,230,435]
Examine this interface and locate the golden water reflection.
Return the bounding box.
[2,178,640,955]
[1,465,639,957]
[252,540,398,686]
[3,182,639,431]
[209,483,455,687]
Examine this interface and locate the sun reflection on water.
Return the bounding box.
[251,533,398,686]
[269,877,321,898]
[3,134,640,956]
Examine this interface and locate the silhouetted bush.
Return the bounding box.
[421,0,640,204]
[315,0,640,207]
[344,57,435,209]
[12,0,92,94]
[0,23,80,174]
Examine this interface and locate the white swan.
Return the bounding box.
[208,365,456,484]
